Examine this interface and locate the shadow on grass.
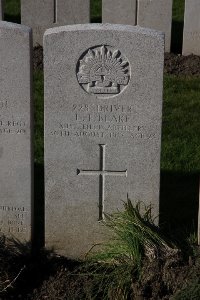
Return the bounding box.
[91,16,102,23]
[33,163,44,250]
[171,20,184,54]
[4,14,21,24]
[0,237,79,300]
[160,171,199,238]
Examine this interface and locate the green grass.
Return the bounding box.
[162,76,200,173]
[4,0,20,23]
[77,200,178,299]
[173,0,185,23]
[91,0,102,22]
[4,0,20,14]
[34,71,44,165]
[171,0,185,52]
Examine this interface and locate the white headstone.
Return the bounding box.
[0,22,33,242]
[183,0,200,55]
[44,24,164,258]
[102,0,136,25]
[21,0,90,46]
[137,0,173,52]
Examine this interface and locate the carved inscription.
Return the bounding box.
[77,45,130,97]
[185,32,200,40]
[50,103,157,140]
[0,119,27,135]
[0,206,28,234]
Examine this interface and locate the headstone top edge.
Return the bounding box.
[0,21,31,33]
[44,23,164,39]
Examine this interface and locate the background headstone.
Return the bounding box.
[0,21,33,242]
[102,0,136,25]
[137,0,173,52]
[0,0,3,20]
[21,0,90,46]
[183,0,200,55]
[44,24,164,258]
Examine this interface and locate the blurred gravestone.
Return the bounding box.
[102,0,136,25]
[44,24,164,258]
[21,0,90,45]
[183,0,200,55]
[102,0,172,52]
[137,0,172,52]
[0,21,33,242]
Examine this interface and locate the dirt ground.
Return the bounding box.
[33,46,200,76]
[0,238,199,300]
[164,53,200,76]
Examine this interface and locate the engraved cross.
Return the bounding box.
[77,144,127,221]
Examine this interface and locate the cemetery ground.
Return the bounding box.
[0,0,200,299]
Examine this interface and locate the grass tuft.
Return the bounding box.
[77,199,178,299]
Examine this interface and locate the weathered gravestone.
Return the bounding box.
[0,0,3,20]
[102,0,136,25]
[44,24,164,258]
[21,0,90,46]
[0,22,33,241]
[183,0,200,55]
[137,0,173,52]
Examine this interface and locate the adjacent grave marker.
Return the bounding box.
[21,0,90,45]
[102,0,136,25]
[183,0,200,55]
[0,22,33,242]
[44,24,164,258]
[137,0,173,52]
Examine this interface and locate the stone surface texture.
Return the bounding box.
[102,0,136,25]
[21,0,90,46]
[183,0,200,55]
[44,24,164,258]
[137,0,172,52]
[0,21,33,241]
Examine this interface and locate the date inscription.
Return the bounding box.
[50,103,157,140]
[0,206,28,234]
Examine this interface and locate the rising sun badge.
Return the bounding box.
[77,45,130,97]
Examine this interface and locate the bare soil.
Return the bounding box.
[33,46,200,76]
[0,238,200,300]
[164,53,200,76]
